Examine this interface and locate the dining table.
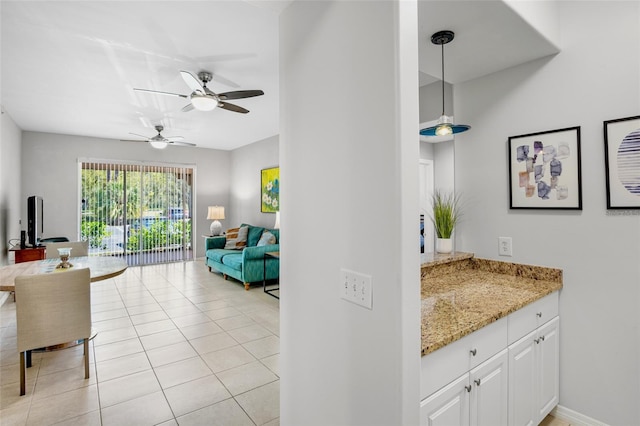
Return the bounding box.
[1,255,128,358]
[0,255,128,292]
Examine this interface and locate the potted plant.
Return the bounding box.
[430,190,461,254]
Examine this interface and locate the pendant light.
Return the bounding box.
[420,30,470,137]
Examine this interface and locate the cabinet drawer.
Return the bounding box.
[421,316,507,399]
[508,292,558,345]
[468,316,508,369]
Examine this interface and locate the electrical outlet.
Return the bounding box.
[340,268,373,310]
[498,237,513,257]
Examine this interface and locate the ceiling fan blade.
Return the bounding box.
[133,88,188,99]
[181,103,194,112]
[180,70,205,93]
[169,141,196,147]
[217,90,264,101]
[218,101,249,114]
[129,132,151,140]
[120,139,148,143]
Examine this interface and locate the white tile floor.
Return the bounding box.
[0,259,280,426]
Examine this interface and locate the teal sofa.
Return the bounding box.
[205,224,280,290]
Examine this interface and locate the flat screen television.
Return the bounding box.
[27,195,44,247]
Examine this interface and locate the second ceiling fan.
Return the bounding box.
[135,70,264,114]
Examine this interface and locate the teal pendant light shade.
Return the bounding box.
[420,30,471,137]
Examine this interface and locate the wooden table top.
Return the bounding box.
[0,256,128,292]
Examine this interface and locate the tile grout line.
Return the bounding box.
[5,260,280,425]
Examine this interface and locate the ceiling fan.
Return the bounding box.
[134,70,264,114]
[122,125,195,150]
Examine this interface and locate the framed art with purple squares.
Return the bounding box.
[508,126,582,210]
[604,115,640,209]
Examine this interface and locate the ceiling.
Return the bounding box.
[417,1,560,86]
[1,1,559,151]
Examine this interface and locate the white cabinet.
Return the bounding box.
[508,316,559,426]
[421,291,560,426]
[537,317,559,419]
[421,350,508,426]
[471,349,509,426]
[421,373,470,426]
[421,316,508,400]
[507,330,537,426]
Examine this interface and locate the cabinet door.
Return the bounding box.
[470,349,508,426]
[508,330,537,426]
[537,316,559,420]
[420,374,470,426]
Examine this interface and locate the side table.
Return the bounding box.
[263,251,280,299]
[9,246,46,264]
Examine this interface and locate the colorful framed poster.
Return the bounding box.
[261,166,279,213]
[604,115,640,209]
[508,126,582,210]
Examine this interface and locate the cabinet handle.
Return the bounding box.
[470,349,477,356]
[536,312,543,318]
[474,379,481,386]
[534,338,540,344]
[465,385,472,392]
[540,335,545,342]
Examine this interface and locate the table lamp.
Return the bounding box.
[207,206,225,236]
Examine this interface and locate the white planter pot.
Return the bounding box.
[436,238,453,254]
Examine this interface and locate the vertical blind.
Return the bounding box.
[80,160,195,266]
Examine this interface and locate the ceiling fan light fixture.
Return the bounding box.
[420,30,471,138]
[149,140,168,150]
[191,94,218,111]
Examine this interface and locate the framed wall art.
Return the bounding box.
[508,126,582,210]
[261,166,280,213]
[604,115,640,209]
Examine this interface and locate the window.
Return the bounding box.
[80,160,195,265]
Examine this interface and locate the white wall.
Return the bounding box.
[20,132,230,258]
[0,109,22,265]
[419,80,452,121]
[229,135,279,229]
[454,2,640,424]
[280,1,420,424]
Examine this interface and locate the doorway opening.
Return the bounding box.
[419,159,434,254]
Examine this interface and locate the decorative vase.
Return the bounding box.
[436,238,453,254]
[56,247,74,269]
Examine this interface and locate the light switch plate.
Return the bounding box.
[340,268,372,310]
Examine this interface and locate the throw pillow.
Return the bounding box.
[224,226,249,250]
[256,230,276,247]
[241,224,265,247]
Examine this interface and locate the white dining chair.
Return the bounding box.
[15,268,92,396]
[45,240,89,259]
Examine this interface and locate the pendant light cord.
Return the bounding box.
[441,42,445,116]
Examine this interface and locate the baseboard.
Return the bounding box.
[552,405,610,426]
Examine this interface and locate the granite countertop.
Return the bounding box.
[421,252,563,356]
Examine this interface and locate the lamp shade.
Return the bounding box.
[420,115,470,136]
[207,206,225,220]
[274,211,280,229]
